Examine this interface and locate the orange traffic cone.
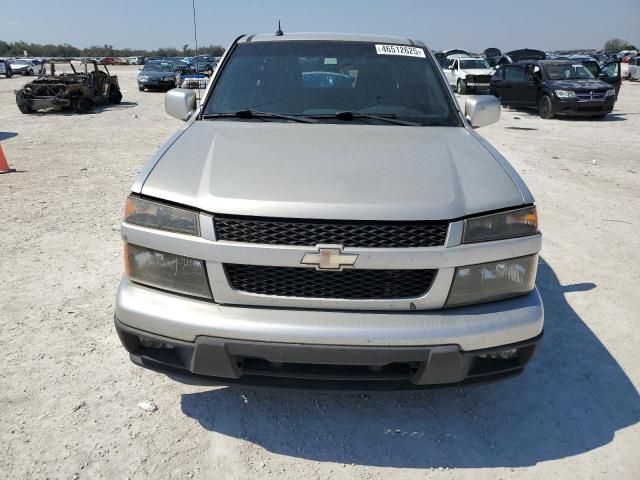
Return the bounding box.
[0,144,14,174]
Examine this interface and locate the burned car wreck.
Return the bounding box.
[15,60,122,114]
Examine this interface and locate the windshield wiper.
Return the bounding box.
[308,111,422,126]
[202,109,317,123]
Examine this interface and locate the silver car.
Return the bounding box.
[115,33,543,388]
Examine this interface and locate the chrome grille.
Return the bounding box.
[213,216,449,248]
[576,91,606,100]
[224,264,437,300]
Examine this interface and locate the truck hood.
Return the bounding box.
[462,68,494,76]
[545,78,611,91]
[141,121,525,221]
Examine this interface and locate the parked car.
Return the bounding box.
[629,56,640,81]
[0,58,12,78]
[190,55,215,75]
[115,32,543,389]
[497,49,546,66]
[490,60,616,119]
[15,60,122,114]
[571,56,622,97]
[484,48,502,67]
[443,57,494,93]
[99,57,127,65]
[138,61,177,91]
[433,49,470,69]
[9,58,46,76]
[128,56,145,65]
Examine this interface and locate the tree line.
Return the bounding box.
[603,38,637,53]
[0,40,225,58]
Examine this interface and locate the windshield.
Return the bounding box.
[545,63,595,80]
[143,62,174,72]
[11,59,29,65]
[460,59,489,69]
[205,41,459,126]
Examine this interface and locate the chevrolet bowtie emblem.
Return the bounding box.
[301,245,359,270]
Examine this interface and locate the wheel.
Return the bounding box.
[138,85,145,92]
[28,69,34,76]
[537,95,554,119]
[108,87,123,104]
[457,79,467,95]
[16,91,34,114]
[17,102,34,114]
[72,97,94,114]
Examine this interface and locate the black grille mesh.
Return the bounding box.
[214,216,448,248]
[224,264,436,300]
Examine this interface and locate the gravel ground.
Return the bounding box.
[1,66,639,480]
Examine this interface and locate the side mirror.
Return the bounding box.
[464,95,501,128]
[165,88,197,121]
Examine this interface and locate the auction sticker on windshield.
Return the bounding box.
[375,44,426,58]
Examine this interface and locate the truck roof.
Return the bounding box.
[239,32,426,48]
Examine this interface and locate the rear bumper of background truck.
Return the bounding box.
[114,278,544,388]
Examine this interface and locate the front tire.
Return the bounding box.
[27,69,34,76]
[538,95,555,119]
[108,87,123,104]
[457,79,467,95]
[16,91,34,114]
[72,97,94,114]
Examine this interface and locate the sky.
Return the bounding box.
[1,0,639,52]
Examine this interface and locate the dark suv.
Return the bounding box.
[490,60,617,119]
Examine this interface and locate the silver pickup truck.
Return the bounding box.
[115,32,543,389]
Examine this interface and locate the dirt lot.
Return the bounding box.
[1,66,639,480]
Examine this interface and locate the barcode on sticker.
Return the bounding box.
[375,44,426,58]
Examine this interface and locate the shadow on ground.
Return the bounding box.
[95,101,138,112]
[0,132,18,141]
[180,258,640,468]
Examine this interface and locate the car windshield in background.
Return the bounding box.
[205,41,459,126]
[460,59,489,69]
[143,62,174,72]
[545,63,595,80]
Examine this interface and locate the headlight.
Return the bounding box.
[124,196,199,235]
[463,206,538,244]
[555,90,576,98]
[605,89,615,97]
[446,255,538,307]
[124,243,212,299]
[138,75,149,81]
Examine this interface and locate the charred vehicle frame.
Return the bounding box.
[15,60,123,114]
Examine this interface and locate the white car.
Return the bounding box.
[443,57,494,94]
[629,56,640,81]
[9,58,46,76]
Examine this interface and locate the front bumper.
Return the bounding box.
[115,278,543,387]
[554,98,615,116]
[138,78,175,88]
[466,82,491,89]
[116,316,542,388]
